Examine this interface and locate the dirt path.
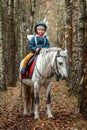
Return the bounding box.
[0,80,87,130]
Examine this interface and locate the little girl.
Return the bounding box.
[21,22,50,74]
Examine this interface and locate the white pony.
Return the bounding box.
[19,47,68,119]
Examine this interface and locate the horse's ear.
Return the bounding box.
[59,49,68,57]
[64,49,68,57]
[64,49,67,53]
[56,50,60,57]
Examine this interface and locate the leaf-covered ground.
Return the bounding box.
[0,80,87,130]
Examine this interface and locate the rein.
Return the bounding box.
[35,64,54,78]
[35,50,55,79]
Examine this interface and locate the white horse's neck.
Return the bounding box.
[39,47,61,66]
[34,48,60,79]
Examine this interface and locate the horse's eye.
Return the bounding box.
[59,62,63,65]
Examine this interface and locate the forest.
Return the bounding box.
[0,0,87,129]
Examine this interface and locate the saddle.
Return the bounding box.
[20,56,37,79]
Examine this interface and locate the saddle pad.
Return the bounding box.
[20,60,35,79]
[29,59,35,77]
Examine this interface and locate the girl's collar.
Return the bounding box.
[36,34,44,37]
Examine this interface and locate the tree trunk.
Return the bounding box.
[78,0,87,116]
[7,0,16,86]
[65,0,73,89]
[29,0,36,33]
[70,0,79,94]
[0,0,7,91]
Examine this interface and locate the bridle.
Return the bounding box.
[53,51,61,81]
[53,50,67,81]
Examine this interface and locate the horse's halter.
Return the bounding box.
[53,51,62,81]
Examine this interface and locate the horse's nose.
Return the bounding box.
[62,76,66,80]
[62,73,68,80]
[59,73,62,78]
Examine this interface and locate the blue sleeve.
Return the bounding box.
[44,38,50,48]
[29,37,36,52]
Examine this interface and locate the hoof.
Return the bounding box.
[23,112,32,117]
[48,114,54,118]
[48,116,54,119]
[23,113,28,117]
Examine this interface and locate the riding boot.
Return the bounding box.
[21,68,26,75]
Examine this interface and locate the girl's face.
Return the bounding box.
[37,26,45,36]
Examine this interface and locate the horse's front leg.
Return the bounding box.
[46,82,53,118]
[34,82,40,119]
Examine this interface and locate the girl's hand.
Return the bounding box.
[35,48,41,54]
[36,48,40,52]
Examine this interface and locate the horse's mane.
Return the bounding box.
[39,47,67,59]
[40,47,62,56]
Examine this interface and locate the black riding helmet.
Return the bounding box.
[34,22,47,33]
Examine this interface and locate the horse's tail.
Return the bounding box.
[19,61,23,97]
[20,78,23,97]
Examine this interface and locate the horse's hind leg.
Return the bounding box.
[27,86,34,115]
[46,82,53,118]
[31,86,34,114]
[22,83,29,116]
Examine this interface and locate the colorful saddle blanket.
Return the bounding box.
[20,56,37,79]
